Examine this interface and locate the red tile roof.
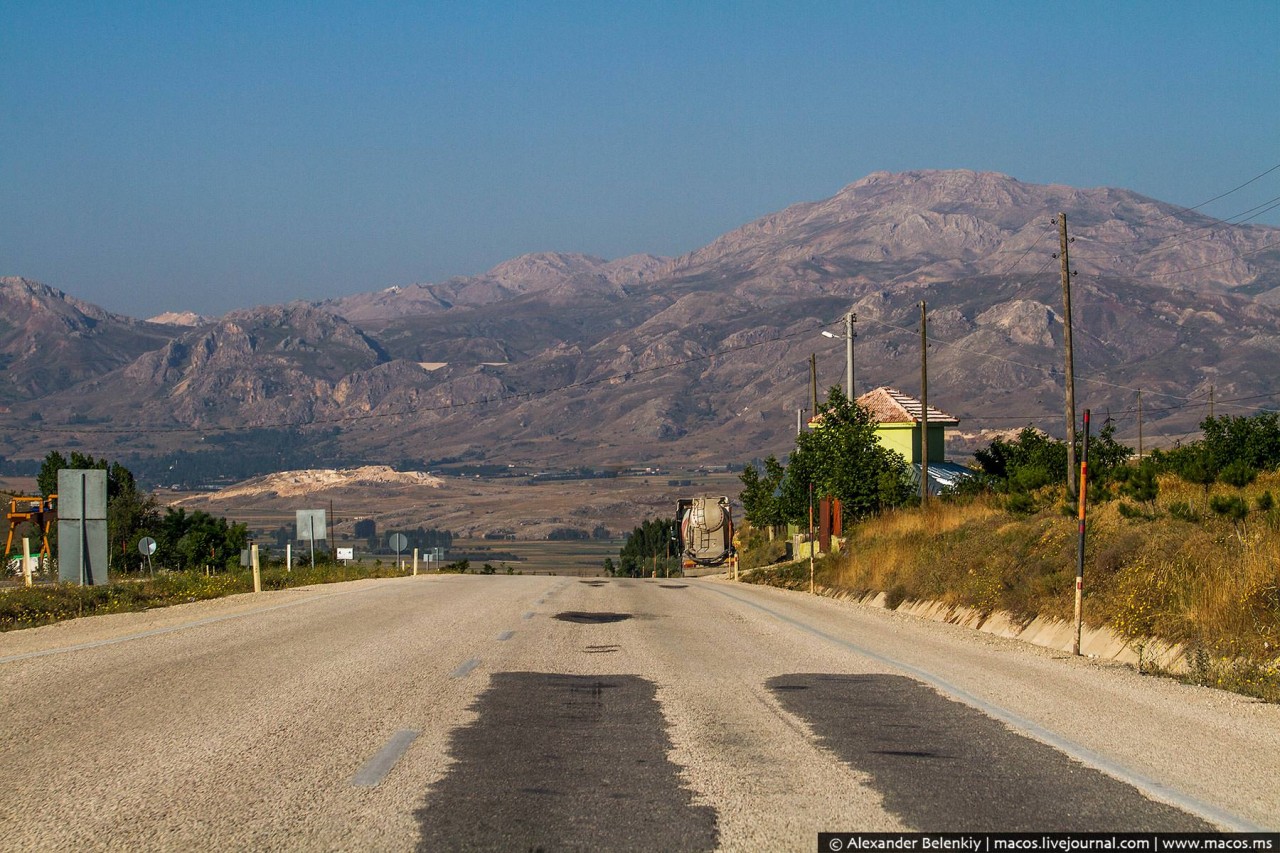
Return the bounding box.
[856,387,959,426]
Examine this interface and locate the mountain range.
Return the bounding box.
[3,169,1278,484]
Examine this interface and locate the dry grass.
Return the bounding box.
[744,471,1280,701]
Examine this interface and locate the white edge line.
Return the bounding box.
[707,583,1268,833]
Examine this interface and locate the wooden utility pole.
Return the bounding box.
[1137,390,1144,459]
[1210,385,1215,420]
[810,353,818,414]
[920,301,929,505]
[1058,213,1078,497]
[845,311,856,399]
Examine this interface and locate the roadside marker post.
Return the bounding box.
[22,537,32,587]
[286,543,292,574]
[1073,409,1091,656]
[251,543,261,594]
[413,548,419,576]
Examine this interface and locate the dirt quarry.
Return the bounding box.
[169,467,741,542]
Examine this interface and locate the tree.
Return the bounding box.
[738,455,786,531]
[617,517,679,577]
[1201,412,1280,472]
[974,427,1068,489]
[38,451,161,571]
[37,451,67,498]
[156,508,248,571]
[778,387,912,525]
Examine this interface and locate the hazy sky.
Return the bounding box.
[4,2,1278,319]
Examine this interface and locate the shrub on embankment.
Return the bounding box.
[740,471,1280,702]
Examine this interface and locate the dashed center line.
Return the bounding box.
[451,657,481,678]
[351,729,419,788]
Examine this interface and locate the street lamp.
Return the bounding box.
[821,311,856,399]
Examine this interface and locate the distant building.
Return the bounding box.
[354,518,376,539]
[855,387,971,494]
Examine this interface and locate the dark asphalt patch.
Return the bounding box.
[584,644,621,654]
[554,611,631,624]
[579,580,609,586]
[658,584,688,589]
[415,673,718,852]
[767,674,1211,832]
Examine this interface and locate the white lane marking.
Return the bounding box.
[352,729,420,788]
[451,657,481,678]
[706,583,1267,833]
[0,586,376,664]
[496,631,514,641]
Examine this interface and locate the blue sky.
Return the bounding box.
[3,1,1278,318]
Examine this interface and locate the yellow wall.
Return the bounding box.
[873,422,949,463]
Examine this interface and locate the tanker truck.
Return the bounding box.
[676,496,734,568]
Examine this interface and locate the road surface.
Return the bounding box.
[2,574,1276,850]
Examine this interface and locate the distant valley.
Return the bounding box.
[2,169,1277,494]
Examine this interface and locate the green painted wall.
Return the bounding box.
[873,423,949,463]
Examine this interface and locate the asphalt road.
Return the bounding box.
[2,574,1276,851]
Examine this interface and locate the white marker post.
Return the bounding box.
[286,543,292,574]
[251,543,261,594]
[413,548,419,576]
[22,537,32,587]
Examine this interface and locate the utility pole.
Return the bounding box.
[920,301,929,505]
[1073,410,1092,656]
[1137,390,1144,459]
[810,353,819,414]
[797,407,804,435]
[1210,385,1215,420]
[845,311,856,399]
[1058,213,1078,497]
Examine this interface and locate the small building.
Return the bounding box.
[856,387,971,495]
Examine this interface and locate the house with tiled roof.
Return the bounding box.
[855,387,971,494]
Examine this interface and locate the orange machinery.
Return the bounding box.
[5,494,57,564]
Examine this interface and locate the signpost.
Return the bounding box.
[297,509,327,570]
[389,533,408,571]
[138,536,157,578]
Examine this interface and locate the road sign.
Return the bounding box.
[388,533,409,551]
[58,469,108,586]
[337,547,354,561]
[296,509,327,539]
[138,537,157,556]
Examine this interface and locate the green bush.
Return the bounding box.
[1209,495,1249,522]
[1220,460,1259,489]
[1005,493,1038,515]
